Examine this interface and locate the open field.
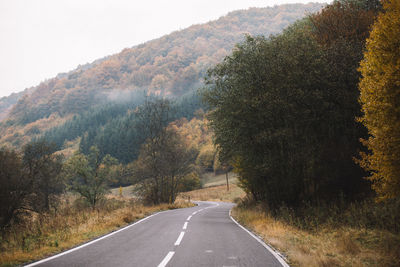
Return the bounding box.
[0,195,192,267]
[201,172,238,188]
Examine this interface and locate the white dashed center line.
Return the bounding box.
[157,251,175,267]
[174,231,185,246]
[157,205,219,267]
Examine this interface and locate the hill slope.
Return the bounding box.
[0,3,324,149]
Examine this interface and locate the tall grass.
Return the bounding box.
[0,195,192,267]
[261,198,400,233]
[233,199,400,267]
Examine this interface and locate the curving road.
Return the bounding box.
[25,201,288,267]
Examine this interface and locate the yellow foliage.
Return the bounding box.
[358,0,400,200]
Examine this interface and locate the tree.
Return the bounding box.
[133,126,197,204]
[132,98,197,204]
[202,9,376,207]
[0,149,30,228]
[23,140,64,212]
[358,0,400,201]
[64,146,118,209]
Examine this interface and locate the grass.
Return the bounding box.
[0,195,192,267]
[179,183,245,202]
[177,173,400,267]
[110,185,136,197]
[232,203,400,267]
[201,172,238,188]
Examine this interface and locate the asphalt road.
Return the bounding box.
[26,201,287,267]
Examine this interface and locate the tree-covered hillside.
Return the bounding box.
[0,3,323,150]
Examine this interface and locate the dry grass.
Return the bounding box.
[232,205,400,267]
[201,172,238,188]
[110,185,136,197]
[180,178,400,267]
[0,195,192,267]
[178,183,245,203]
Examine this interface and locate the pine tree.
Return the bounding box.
[358,0,400,200]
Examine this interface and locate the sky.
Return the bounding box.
[0,0,329,98]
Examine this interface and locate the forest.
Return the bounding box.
[203,0,399,232]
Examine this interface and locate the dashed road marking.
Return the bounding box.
[183,222,188,230]
[157,251,175,267]
[187,215,192,221]
[174,231,185,246]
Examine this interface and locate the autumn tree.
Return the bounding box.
[132,98,197,204]
[358,0,400,201]
[22,140,64,212]
[64,146,118,209]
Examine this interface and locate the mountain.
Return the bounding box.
[0,3,324,151]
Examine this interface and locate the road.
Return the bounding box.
[26,201,288,267]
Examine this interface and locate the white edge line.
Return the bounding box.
[174,231,185,246]
[229,209,290,267]
[25,210,167,267]
[183,222,188,230]
[157,251,175,267]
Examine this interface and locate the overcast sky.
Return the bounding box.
[0,0,329,97]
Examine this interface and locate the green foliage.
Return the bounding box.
[358,0,400,201]
[41,92,146,150]
[203,0,380,208]
[64,146,118,209]
[77,91,205,164]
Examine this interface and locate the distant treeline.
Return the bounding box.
[40,91,205,163]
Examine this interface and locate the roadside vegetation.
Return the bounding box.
[233,202,400,267]
[0,194,192,266]
[201,0,400,266]
[0,98,205,266]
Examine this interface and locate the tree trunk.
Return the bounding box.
[226,172,229,191]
